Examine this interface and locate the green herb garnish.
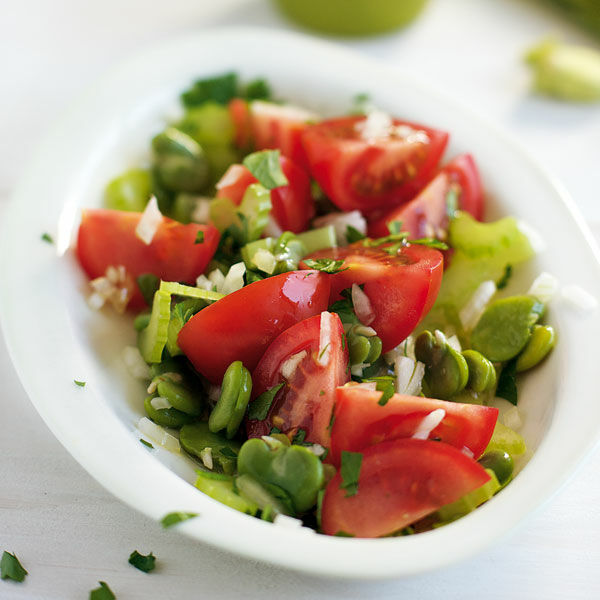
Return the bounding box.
[41,232,54,244]
[410,238,449,250]
[245,79,271,101]
[74,380,86,387]
[387,220,403,235]
[128,550,156,573]
[496,359,518,405]
[194,230,205,244]
[248,383,284,420]
[139,439,154,449]
[292,429,306,445]
[375,378,395,406]
[302,258,348,274]
[219,447,238,459]
[160,512,198,528]
[243,149,288,190]
[0,551,28,582]
[340,451,363,497]
[181,72,238,107]
[346,225,366,243]
[89,581,115,600]
[496,264,513,290]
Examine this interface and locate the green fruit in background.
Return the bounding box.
[272,0,428,37]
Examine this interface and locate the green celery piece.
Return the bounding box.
[241,238,275,270]
[434,212,535,310]
[239,183,272,242]
[138,290,171,363]
[195,471,259,515]
[166,298,205,356]
[296,225,337,253]
[159,280,223,302]
[177,103,235,147]
[209,197,240,233]
[485,422,527,456]
[436,469,500,523]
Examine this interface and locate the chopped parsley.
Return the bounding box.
[340,451,363,497]
[346,225,366,243]
[248,383,284,420]
[139,439,154,449]
[319,389,325,396]
[496,264,513,290]
[496,359,518,405]
[194,230,205,244]
[387,220,403,235]
[244,78,271,101]
[74,380,86,387]
[292,429,306,445]
[243,149,289,190]
[181,72,238,107]
[318,343,330,360]
[219,447,238,459]
[41,232,54,244]
[329,298,358,325]
[89,581,115,600]
[334,530,355,537]
[160,512,198,528]
[303,258,348,274]
[128,550,156,573]
[410,238,449,250]
[375,378,395,406]
[0,551,28,582]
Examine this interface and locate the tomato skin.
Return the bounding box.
[368,154,484,238]
[76,209,219,310]
[301,116,449,213]
[247,312,349,446]
[320,438,491,538]
[178,271,331,384]
[329,387,498,466]
[301,243,443,352]
[216,156,315,232]
[229,98,252,149]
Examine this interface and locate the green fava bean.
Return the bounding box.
[478,450,514,486]
[515,325,556,372]
[105,168,152,212]
[462,349,497,393]
[179,422,241,475]
[152,127,209,193]
[195,471,258,516]
[349,335,371,365]
[415,331,469,400]
[209,361,253,439]
[144,394,194,429]
[234,474,292,517]
[471,296,544,362]
[237,438,324,513]
[156,379,203,416]
[365,336,383,364]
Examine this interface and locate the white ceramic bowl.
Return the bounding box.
[2,27,600,580]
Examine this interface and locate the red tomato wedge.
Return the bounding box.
[77,209,219,310]
[320,439,491,538]
[247,312,349,446]
[329,387,498,466]
[229,99,315,169]
[216,156,315,233]
[301,116,449,213]
[368,154,484,238]
[301,243,443,352]
[178,271,330,384]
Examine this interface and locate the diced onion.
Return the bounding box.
[412,409,446,440]
[209,268,226,292]
[313,210,367,246]
[351,363,369,377]
[150,396,172,411]
[216,164,247,190]
[195,275,212,291]
[221,262,246,295]
[122,346,151,380]
[89,265,133,313]
[273,514,304,528]
[135,196,163,245]
[528,272,559,303]
[137,417,180,453]
[353,325,377,337]
[446,334,462,352]
[317,311,333,367]
[307,444,326,457]
[263,215,283,238]
[559,284,598,313]
[253,249,277,274]
[200,447,213,470]
[87,292,105,310]
[395,356,424,396]
[191,197,212,224]
[280,351,307,380]
[250,101,318,125]
[352,284,374,325]
[459,280,496,331]
[384,335,416,364]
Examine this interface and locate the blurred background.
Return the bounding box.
[1,1,599,598]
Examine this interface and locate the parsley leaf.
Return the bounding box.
[41,232,54,244]
[340,451,363,497]
[181,72,238,107]
[74,380,86,387]
[410,238,449,250]
[244,78,271,101]
[387,220,403,235]
[219,447,238,459]
[496,359,518,406]
[350,92,372,116]
[243,150,289,190]
[128,550,156,573]
[329,297,359,325]
[139,439,154,449]
[0,551,28,582]
[160,512,198,528]
[248,383,284,420]
[346,225,366,243]
[496,264,513,290]
[137,273,160,307]
[375,378,395,406]
[292,429,306,445]
[302,258,348,274]
[194,230,205,244]
[89,581,115,600]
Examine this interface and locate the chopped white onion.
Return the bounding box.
[221,262,246,295]
[394,124,430,144]
[559,284,598,313]
[412,409,446,440]
[195,274,213,291]
[517,220,546,253]
[122,346,151,380]
[461,446,475,458]
[253,249,277,274]
[502,406,523,431]
[273,514,304,528]
[135,196,163,245]
[200,447,213,470]
[351,363,369,377]
[352,284,375,325]
[89,265,133,313]
[150,396,172,411]
[394,356,425,396]
[137,417,180,453]
[528,272,559,303]
[313,210,367,246]
[357,109,393,141]
[353,325,377,337]
[317,312,333,367]
[216,164,247,190]
[191,197,212,224]
[87,292,106,310]
[434,330,447,347]
[353,381,378,391]
[459,280,497,331]
[280,351,307,380]
[208,268,226,291]
[307,444,326,457]
[446,334,462,352]
[384,335,416,364]
[263,215,283,238]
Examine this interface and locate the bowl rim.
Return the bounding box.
[2,25,600,580]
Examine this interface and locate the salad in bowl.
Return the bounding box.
[74,71,556,538]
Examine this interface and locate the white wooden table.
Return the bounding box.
[1,1,600,598]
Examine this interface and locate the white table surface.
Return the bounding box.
[2,0,600,598]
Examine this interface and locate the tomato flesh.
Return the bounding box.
[178,270,330,384]
[320,438,491,538]
[368,154,484,238]
[247,312,349,446]
[329,387,498,466]
[216,156,315,233]
[76,209,219,310]
[301,116,448,213]
[301,243,443,352]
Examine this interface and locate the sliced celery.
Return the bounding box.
[195,471,259,516]
[239,183,272,242]
[166,298,206,356]
[485,422,527,456]
[297,225,337,253]
[210,197,240,232]
[241,238,274,270]
[159,280,224,302]
[138,290,171,363]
